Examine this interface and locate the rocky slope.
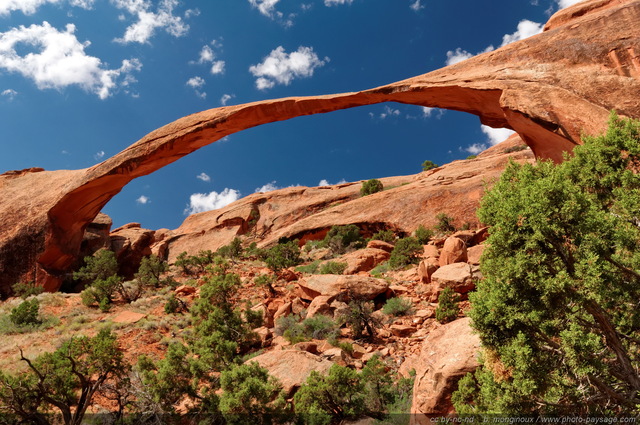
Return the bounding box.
[1,0,639,295]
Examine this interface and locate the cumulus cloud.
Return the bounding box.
[0,22,141,99]
[379,105,400,119]
[192,40,226,75]
[112,0,191,44]
[136,195,149,204]
[249,46,327,90]
[481,124,515,145]
[324,0,353,5]
[409,0,424,11]
[185,188,240,215]
[445,18,542,66]
[94,150,105,160]
[557,0,583,8]
[0,0,94,16]
[318,178,347,186]
[255,181,280,193]
[196,172,211,182]
[1,89,17,101]
[463,125,515,155]
[249,0,281,18]
[186,76,206,98]
[501,19,544,46]
[220,93,234,105]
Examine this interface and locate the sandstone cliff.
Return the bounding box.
[0,0,638,295]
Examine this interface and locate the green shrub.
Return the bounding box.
[9,299,41,326]
[319,261,347,275]
[323,224,364,255]
[382,297,412,317]
[369,261,390,277]
[466,155,477,160]
[275,314,338,344]
[434,212,456,233]
[421,160,438,171]
[135,255,169,288]
[502,144,528,153]
[435,287,459,324]
[217,237,243,260]
[368,229,395,244]
[360,179,383,196]
[11,282,44,299]
[254,273,277,296]
[414,225,433,245]
[388,237,422,270]
[339,298,381,341]
[296,260,320,274]
[164,294,182,314]
[263,240,302,273]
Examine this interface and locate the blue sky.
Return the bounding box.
[0,0,580,230]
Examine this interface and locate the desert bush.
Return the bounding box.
[360,179,383,196]
[421,160,438,171]
[368,229,396,244]
[434,213,456,233]
[11,282,44,299]
[217,237,243,260]
[164,294,184,314]
[275,314,338,344]
[323,224,364,255]
[9,299,40,326]
[388,237,422,270]
[382,297,412,317]
[435,287,459,324]
[254,273,277,296]
[296,260,320,274]
[339,298,381,341]
[262,240,302,273]
[135,255,169,288]
[414,225,433,245]
[319,261,347,275]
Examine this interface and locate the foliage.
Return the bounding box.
[9,298,41,326]
[382,297,412,317]
[414,225,433,245]
[322,224,365,255]
[73,249,119,282]
[296,260,320,274]
[369,229,396,244]
[174,250,215,275]
[435,287,459,324]
[74,250,137,309]
[360,178,384,196]
[79,275,123,311]
[503,144,529,154]
[388,237,422,270]
[11,281,44,299]
[0,329,129,425]
[421,160,438,171]
[276,314,338,344]
[164,294,184,314]
[219,362,287,424]
[318,261,347,275]
[262,240,302,273]
[466,155,478,160]
[294,364,365,424]
[135,255,169,288]
[434,212,456,233]
[454,114,640,416]
[370,261,390,277]
[217,237,244,261]
[339,298,381,341]
[254,273,277,296]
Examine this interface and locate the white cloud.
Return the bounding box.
[465,143,486,155]
[249,46,327,90]
[255,181,280,193]
[501,19,543,46]
[1,89,17,100]
[192,40,226,75]
[445,48,474,66]
[112,0,190,44]
[220,93,234,105]
[197,45,214,63]
[422,107,434,117]
[318,178,346,186]
[0,0,94,16]
[0,22,141,99]
[249,0,281,18]
[557,0,583,8]
[409,0,424,11]
[379,105,400,119]
[186,76,206,98]
[94,150,105,160]
[211,60,225,75]
[136,195,149,204]
[196,172,211,182]
[324,0,353,5]
[185,188,240,215]
[481,124,515,145]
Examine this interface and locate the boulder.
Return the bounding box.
[390,324,416,337]
[411,318,481,420]
[422,245,439,259]
[305,295,334,318]
[467,244,484,265]
[110,223,155,279]
[366,240,395,253]
[248,349,334,396]
[430,262,477,297]
[418,258,439,283]
[438,236,467,267]
[79,213,112,259]
[297,275,389,302]
[340,248,390,274]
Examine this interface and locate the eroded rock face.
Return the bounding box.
[1,0,638,295]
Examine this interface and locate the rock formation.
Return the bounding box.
[0,0,638,295]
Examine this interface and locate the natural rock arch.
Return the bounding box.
[0,0,639,295]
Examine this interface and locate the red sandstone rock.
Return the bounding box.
[429,263,478,300]
[305,295,334,318]
[466,244,484,265]
[422,245,439,259]
[297,275,389,302]
[339,248,390,275]
[418,258,439,283]
[411,318,481,421]
[110,224,155,278]
[1,0,638,295]
[366,240,394,253]
[439,237,468,267]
